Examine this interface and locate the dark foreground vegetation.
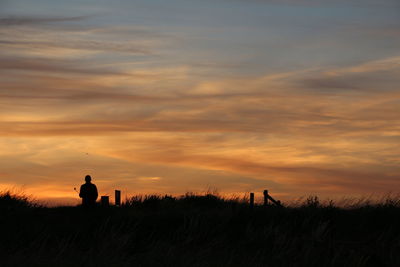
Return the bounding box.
[1,192,400,267]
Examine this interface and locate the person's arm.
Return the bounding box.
[79,185,83,198]
[94,185,98,200]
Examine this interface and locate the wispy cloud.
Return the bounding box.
[0,39,152,54]
[0,15,89,26]
[0,56,128,75]
[1,56,400,138]
[232,0,400,8]
[299,56,400,93]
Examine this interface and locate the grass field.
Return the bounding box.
[1,191,400,267]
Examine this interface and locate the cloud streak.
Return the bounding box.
[0,39,152,54]
[0,56,128,75]
[0,15,89,26]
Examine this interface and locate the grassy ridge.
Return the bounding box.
[1,192,400,267]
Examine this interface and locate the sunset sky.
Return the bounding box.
[1,0,399,205]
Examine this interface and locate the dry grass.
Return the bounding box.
[1,192,400,266]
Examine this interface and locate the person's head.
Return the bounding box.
[85,175,91,183]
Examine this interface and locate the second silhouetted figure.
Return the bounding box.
[79,175,98,207]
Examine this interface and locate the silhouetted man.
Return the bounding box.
[79,175,98,207]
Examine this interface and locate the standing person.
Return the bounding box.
[79,175,98,207]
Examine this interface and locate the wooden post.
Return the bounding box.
[101,196,109,207]
[263,190,269,206]
[267,195,282,207]
[250,192,254,208]
[115,190,121,206]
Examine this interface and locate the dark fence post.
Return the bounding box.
[115,190,121,206]
[263,190,269,206]
[267,194,282,207]
[250,192,254,208]
[101,196,109,207]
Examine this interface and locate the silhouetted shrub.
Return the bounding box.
[303,195,321,208]
[0,191,35,209]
